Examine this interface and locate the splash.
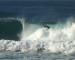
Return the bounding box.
[0,17,75,55]
[18,18,41,41]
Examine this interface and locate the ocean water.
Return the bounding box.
[0,17,75,60]
[0,0,75,60]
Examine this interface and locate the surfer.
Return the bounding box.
[37,24,50,52]
[43,25,50,29]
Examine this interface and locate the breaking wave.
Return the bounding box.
[0,17,75,55]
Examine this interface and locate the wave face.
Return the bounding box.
[0,17,75,55]
[0,18,22,40]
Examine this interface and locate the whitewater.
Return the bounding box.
[0,17,74,55]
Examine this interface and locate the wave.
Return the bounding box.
[0,17,75,55]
